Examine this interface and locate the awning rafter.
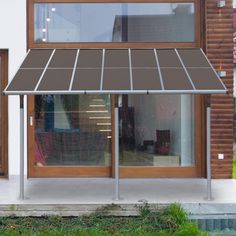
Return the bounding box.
[4,48,227,95]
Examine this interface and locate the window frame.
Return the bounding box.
[28,0,201,49]
[0,50,8,178]
[27,0,204,178]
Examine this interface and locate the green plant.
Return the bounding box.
[136,200,152,218]
[0,204,207,236]
[233,160,236,179]
[163,204,188,226]
[155,204,186,233]
[174,222,208,236]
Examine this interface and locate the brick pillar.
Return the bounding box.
[206,0,234,178]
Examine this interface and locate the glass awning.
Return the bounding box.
[4,48,227,95]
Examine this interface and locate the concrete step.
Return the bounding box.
[0,203,148,217]
[194,218,236,232]
[1,202,236,235]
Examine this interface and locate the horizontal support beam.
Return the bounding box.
[4,90,227,96]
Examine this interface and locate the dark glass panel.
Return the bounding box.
[72,69,101,91]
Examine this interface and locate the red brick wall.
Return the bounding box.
[206,0,234,178]
[233,10,236,63]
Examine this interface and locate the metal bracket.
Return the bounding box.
[206,95,211,108]
[29,116,33,126]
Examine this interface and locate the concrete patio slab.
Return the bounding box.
[0,176,236,216]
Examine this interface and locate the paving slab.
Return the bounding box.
[0,176,235,216]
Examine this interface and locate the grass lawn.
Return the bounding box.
[233,160,236,179]
[0,203,207,236]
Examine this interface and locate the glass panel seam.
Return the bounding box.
[69,49,80,91]
[128,49,133,90]
[199,48,227,91]
[175,49,196,90]
[34,49,56,91]
[100,49,105,91]
[4,49,31,93]
[19,49,32,69]
[154,49,164,90]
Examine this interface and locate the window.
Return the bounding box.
[34,2,195,43]
[34,95,112,167]
[28,1,202,178]
[119,94,195,167]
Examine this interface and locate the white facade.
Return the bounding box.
[0,0,27,175]
[0,1,223,177]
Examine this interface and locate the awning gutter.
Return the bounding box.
[4,89,227,96]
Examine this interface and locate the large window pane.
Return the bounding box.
[119,95,195,167]
[34,95,112,166]
[34,3,195,43]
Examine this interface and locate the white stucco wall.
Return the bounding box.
[0,0,27,175]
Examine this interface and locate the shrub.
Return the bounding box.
[0,203,207,236]
[174,222,208,236]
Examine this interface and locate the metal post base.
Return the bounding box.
[112,195,124,201]
[112,177,123,201]
[112,198,124,201]
[204,196,214,201]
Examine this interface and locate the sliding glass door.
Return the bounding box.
[119,94,195,167]
[119,94,203,177]
[28,94,203,178]
[28,95,112,177]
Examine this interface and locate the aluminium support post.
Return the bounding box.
[206,99,213,201]
[19,95,25,200]
[114,105,122,201]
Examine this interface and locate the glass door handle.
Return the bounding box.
[29,116,34,126]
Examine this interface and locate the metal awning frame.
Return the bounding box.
[4,47,220,201]
[4,48,227,95]
[4,89,227,95]
[17,94,213,202]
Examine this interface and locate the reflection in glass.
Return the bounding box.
[34,95,111,166]
[34,3,195,43]
[119,95,195,167]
